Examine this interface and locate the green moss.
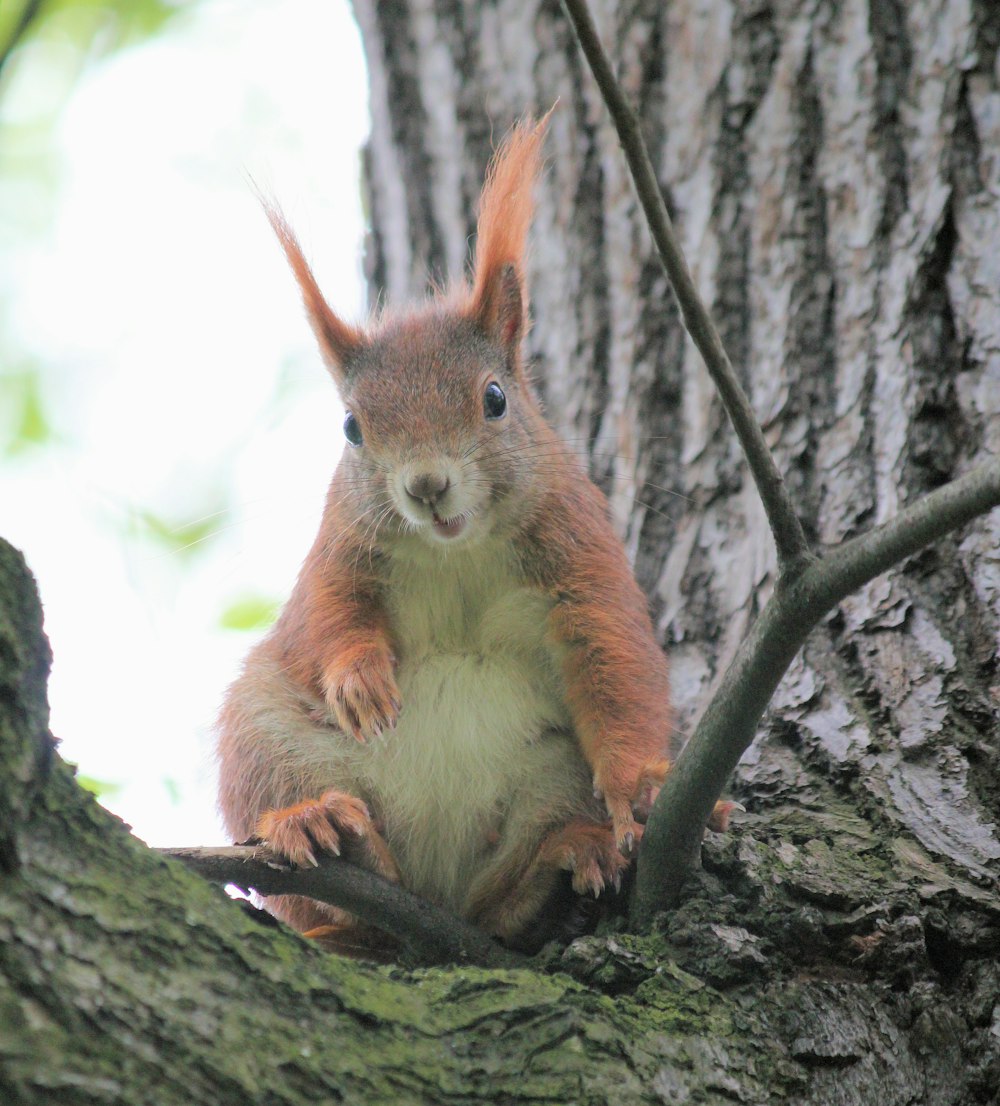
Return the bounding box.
[706,803,895,912]
[620,965,725,1037]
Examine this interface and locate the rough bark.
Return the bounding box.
[4,0,1000,1102]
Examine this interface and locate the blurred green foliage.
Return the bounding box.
[76,772,124,799]
[132,501,231,560]
[219,593,280,632]
[0,366,55,456]
[0,0,187,82]
[1,0,197,457]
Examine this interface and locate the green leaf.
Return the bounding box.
[219,594,280,632]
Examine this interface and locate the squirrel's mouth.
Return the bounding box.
[431,511,468,539]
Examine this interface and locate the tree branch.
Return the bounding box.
[160,845,527,969]
[631,459,1000,926]
[813,462,1000,610]
[560,0,810,571]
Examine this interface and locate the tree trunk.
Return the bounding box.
[355,0,1000,1096]
[3,1,1000,1103]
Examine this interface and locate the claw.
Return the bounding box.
[301,925,339,940]
[325,648,401,743]
[707,799,744,833]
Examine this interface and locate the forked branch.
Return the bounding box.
[560,0,1000,927]
[631,460,1000,925]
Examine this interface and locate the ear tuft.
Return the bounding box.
[469,113,550,352]
[261,200,362,384]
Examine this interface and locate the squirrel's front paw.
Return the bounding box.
[594,757,669,850]
[323,648,401,742]
[595,757,738,847]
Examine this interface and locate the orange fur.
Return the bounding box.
[301,923,400,961]
[469,116,548,324]
[275,528,399,736]
[262,202,363,377]
[216,115,711,954]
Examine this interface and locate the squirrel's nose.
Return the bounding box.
[405,472,451,507]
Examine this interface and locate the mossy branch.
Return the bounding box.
[559,0,1000,926]
[160,845,526,969]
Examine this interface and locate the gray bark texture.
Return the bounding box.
[3,0,1000,1103]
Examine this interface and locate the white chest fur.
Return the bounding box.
[354,536,571,908]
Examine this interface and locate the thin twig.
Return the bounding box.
[630,459,1000,926]
[159,845,527,969]
[560,0,810,571]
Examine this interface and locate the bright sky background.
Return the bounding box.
[2,0,367,845]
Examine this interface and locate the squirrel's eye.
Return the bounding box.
[343,412,363,447]
[483,382,507,420]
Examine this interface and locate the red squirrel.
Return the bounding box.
[216,118,682,951]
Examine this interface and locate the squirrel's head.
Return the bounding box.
[265,116,551,549]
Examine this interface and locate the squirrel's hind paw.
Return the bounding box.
[255,789,400,880]
[539,818,634,897]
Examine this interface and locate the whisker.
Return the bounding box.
[329,496,394,578]
[366,503,395,573]
[630,497,677,527]
[638,480,692,504]
[352,500,395,594]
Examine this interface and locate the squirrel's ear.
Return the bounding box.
[468,114,549,355]
[262,201,361,386]
[474,262,524,350]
